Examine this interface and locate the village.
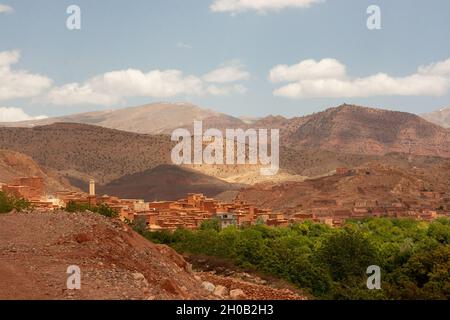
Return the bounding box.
[1,174,450,231]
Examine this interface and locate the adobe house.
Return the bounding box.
[215,212,237,229]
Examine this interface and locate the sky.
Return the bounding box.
[0,0,450,121]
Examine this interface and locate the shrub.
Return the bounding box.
[0,191,31,213]
[64,201,118,218]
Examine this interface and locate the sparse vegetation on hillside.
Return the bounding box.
[0,123,173,185]
[139,218,450,300]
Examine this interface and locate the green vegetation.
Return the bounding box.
[136,218,450,300]
[64,201,118,218]
[0,191,31,213]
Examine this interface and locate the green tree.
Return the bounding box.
[131,215,148,235]
[200,218,221,232]
[0,191,14,213]
[97,203,118,218]
[316,227,379,282]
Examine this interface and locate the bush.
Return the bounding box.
[64,201,118,218]
[0,191,31,213]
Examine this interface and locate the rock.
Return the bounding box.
[229,289,247,300]
[132,272,145,281]
[213,285,228,298]
[201,281,215,293]
[74,233,93,244]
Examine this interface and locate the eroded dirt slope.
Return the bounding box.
[0,211,210,300]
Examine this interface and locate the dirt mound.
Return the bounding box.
[0,211,211,300]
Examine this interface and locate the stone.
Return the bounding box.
[132,272,145,281]
[213,285,228,297]
[229,289,247,300]
[74,233,93,244]
[201,281,215,293]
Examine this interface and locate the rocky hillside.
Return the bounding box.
[0,211,211,300]
[0,123,173,185]
[281,104,450,158]
[0,149,74,193]
[236,161,450,211]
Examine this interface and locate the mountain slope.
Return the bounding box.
[0,149,74,193]
[0,123,173,184]
[236,161,450,212]
[0,115,448,192]
[3,103,448,158]
[422,106,450,128]
[97,165,243,201]
[1,102,246,134]
[282,104,450,158]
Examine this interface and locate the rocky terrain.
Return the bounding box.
[198,272,306,300]
[236,161,450,212]
[0,123,173,185]
[0,211,306,300]
[0,211,208,300]
[280,105,450,158]
[0,149,74,193]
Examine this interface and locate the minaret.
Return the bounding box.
[89,179,95,196]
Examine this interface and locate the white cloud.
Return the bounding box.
[0,107,47,122]
[270,58,450,99]
[47,69,204,106]
[45,83,121,106]
[269,58,346,83]
[0,49,249,106]
[46,63,250,106]
[0,50,53,101]
[0,4,14,14]
[210,0,324,14]
[418,59,450,77]
[203,61,250,83]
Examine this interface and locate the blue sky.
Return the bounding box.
[0,0,450,120]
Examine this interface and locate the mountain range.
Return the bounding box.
[0,102,246,134]
[2,103,449,156]
[0,102,449,201]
